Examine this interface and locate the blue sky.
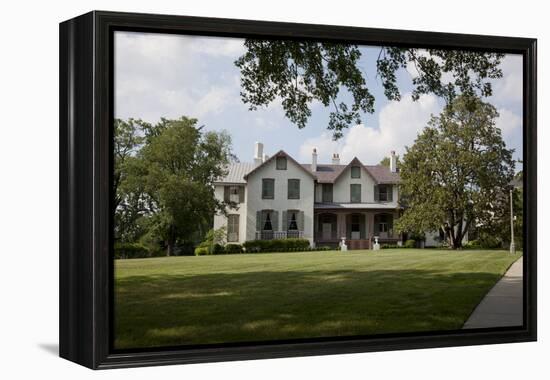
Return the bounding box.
[115,32,523,168]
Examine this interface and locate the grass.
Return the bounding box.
[114,249,521,349]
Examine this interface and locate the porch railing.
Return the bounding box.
[255,231,303,240]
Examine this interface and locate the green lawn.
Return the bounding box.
[114,249,521,349]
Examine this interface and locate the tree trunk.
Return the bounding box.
[166,242,174,256]
[454,218,464,249]
[166,228,176,256]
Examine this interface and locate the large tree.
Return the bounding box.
[236,43,503,139]
[116,117,235,255]
[395,95,515,249]
[114,118,145,210]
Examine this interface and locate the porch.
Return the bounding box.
[314,208,401,249]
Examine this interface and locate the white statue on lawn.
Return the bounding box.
[373,236,380,250]
[340,237,348,251]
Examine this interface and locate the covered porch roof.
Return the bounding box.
[314,202,400,211]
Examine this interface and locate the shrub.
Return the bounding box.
[224,244,243,254]
[211,243,224,255]
[381,244,400,249]
[243,238,311,253]
[404,239,416,248]
[114,242,150,259]
[194,246,210,256]
[465,237,502,249]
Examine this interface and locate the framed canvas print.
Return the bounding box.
[59,11,537,369]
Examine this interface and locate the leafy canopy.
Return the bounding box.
[114,117,235,255]
[395,95,515,249]
[236,42,503,139]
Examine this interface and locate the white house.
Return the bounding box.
[213,142,402,249]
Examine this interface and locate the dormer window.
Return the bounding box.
[351,166,361,178]
[276,156,287,170]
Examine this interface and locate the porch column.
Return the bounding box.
[337,213,347,239]
[366,212,375,238]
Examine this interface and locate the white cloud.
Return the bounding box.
[189,37,245,57]
[299,93,441,164]
[495,108,522,139]
[114,32,245,123]
[490,54,522,106]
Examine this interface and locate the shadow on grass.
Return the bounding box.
[114,268,510,349]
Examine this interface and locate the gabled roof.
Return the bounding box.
[332,157,372,182]
[364,165,400,184]
[243,150,317,180]
[301,162,400,184]
[214,152,400,185]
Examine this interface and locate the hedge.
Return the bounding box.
[243,238,311,253]
[114,243,150,259]
[224,244,243,254]
[381,244,401,249]
[464,238,503,249]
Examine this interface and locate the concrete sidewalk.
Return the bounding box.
[463,258,523,329]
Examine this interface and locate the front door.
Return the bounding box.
[322,223,332,240]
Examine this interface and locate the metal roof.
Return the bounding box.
[214,162,256,184]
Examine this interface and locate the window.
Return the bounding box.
[379,214,389,232]
[229,186,240,203]
[227,215,239,242]
[287,211,298,231]
[263,212,273,231]
[322,184,333,203]
[262,178,275,199]
[224,185,244,204]
[350,184,361,202]
[351,214,360,233]
[374,214,393,236]
[288,179,300,199]
[351,166,361,178]
[379,185,388,202]
[286,210,302,238]
[276,156,287,170]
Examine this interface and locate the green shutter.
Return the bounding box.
[374,185,379,202]
[387,185,393,202]
[272,211,279,231]
[224,186,230,202]
[282,210,288,231]
[298,211,304,232]
[350,184,361,202]
[239,186,245,203]
[256,211,262,232]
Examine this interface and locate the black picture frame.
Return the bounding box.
[59,10,537,369]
